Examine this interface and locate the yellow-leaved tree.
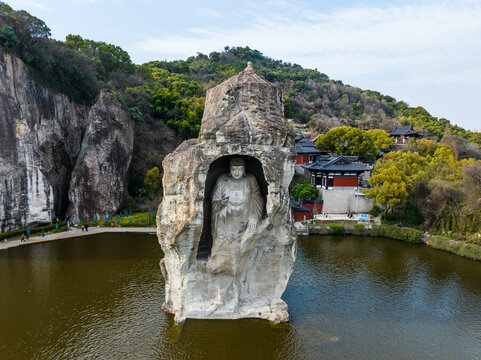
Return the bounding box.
[367,129,395,153]
[364,151,428,215]
[144,167,163,192]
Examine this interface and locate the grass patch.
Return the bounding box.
[76,212,157,229]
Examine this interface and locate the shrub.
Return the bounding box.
[374,224,423,244]
[354,224,365,231]
[351,223,368,236]
[329,223,344,235]
[291,182,319,201]
[93,212,156,228]
[0,222,67,240]
[130,106,143,124]
[369,205,380,216]
[385,212,401,222]
[428,235,481,261]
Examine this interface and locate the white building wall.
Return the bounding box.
[319,188,373,214]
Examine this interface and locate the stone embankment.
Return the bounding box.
[303,222,481,262]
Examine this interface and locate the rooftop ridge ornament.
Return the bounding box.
[157,64,297,324]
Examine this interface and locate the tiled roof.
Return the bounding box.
[389,124,423,137]
[292,206,310,213]
[302,199,324,204]
[296,144,322,154]
[295,135,316,144]
[302,155,366,172]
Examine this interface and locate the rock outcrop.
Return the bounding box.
[67,90,134,222]
[0,50,134,231]
[157,63,297,323]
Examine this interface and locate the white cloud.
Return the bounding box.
[132,0,481,86]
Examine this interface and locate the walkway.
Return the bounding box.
[314,213,366,221]
[0,227,157,251]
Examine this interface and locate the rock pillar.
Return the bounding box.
[157,63,297,323]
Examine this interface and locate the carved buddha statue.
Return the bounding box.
[211,157,264,243]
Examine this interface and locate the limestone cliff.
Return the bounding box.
[0,50,134,231]
[66,90,134,222]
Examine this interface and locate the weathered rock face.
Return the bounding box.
[0,50,134,231]
[157,63,297,323]
[67,90,134,222]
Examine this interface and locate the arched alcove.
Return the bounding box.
[196,155,268,260]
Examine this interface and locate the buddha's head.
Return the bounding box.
[229,157,245,180]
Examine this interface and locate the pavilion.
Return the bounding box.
[388,123,424,145]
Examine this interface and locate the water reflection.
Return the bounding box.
[1,234,481,359]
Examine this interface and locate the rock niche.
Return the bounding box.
[157,63,297,323]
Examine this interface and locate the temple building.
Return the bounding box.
[295,137,321,165]
[302,155,366,189]
[389,123,424,145]
[290,198,324,221]
[295,135,330,175]
[302,155,373,214]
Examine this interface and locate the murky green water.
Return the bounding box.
[1,233,481,359]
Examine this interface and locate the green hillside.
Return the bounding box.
[1,3,480,148]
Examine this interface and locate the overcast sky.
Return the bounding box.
[6,0,481,130]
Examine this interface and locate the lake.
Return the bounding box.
[1,233,481,359]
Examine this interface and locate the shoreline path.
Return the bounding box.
[0,227,157,251]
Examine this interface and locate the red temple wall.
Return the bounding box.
[305,203,323,214]
[296,155,309,164]
[293,212,310,221]
[333,176,358,187]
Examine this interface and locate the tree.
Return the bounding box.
[364,151,428,216]
[367,129,394,153]
[130,106,143,124]
[428,145,459,182]
[461,160,481,196]
[64,34,135,79]
[315,126,377,160]
[11,10,51,39]
[144,167,162,191]
[440,125,459,160]
[0,25,18,50]
[0,2,13,14]
[382,151,428,192]
[365,164,408,215]
[406,138,439,157]
[420,179,463,233]
[291,182,319,201]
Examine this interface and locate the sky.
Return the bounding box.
[5,0,481,130]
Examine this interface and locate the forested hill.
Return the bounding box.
[1,2,480,151]
[145,48,480,146]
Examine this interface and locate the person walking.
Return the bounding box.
[21,233,25,242]
[85,224,88,232]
